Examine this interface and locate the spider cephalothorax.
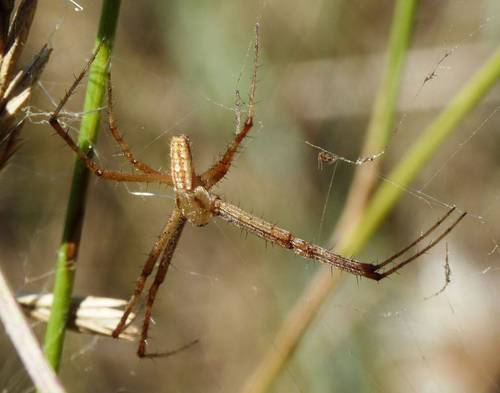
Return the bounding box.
[171,135,213,227]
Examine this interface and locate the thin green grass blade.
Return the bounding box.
[364,0,418,152]
[43,0,122,372]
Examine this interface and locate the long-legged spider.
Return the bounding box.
[47,25,466,357]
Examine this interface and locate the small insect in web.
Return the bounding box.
[305,141,385,170]
[47,24,466,358]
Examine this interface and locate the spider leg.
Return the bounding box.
[199,113,254,189]
[374,206,457,272]
[112,208,185,339]
[106,72,162,175]
[373,211,466,280]
[212,197,380,278]
[48,47,172,185]
[200,23,260,190]
[50,43,102,120]
[139,338,199,359]
[137,208,187,358]
[212,197,466,281]
[49,117,172,184]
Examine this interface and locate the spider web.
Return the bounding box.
[1,1,500,392]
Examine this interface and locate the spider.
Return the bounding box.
[47,25,466,357]
[305,141,385,170]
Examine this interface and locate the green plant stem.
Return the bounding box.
[364,0,418,151]
[334,0,418,241]
[43,0,121,372]
[240,1,418,392]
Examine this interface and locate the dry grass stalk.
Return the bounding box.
[0,0,51,170]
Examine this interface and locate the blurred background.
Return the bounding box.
[1,0,499,392]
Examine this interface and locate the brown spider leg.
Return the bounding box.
[211,197,379,278]
[200,23,260,190]
[48,46,172,185]
[111,208,184,339]
[373,206,457,272]
[106,72,161,175]
[50,43,102,118]
[199,113,254,189]
[212,197,466,281]
[49,117,172,184]
[137,208,187,358]
[373,211,466,280]
[142,338,199,359]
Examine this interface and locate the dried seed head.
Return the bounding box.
[18,293,139,341]
[0,0,51,172]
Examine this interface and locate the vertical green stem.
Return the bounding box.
[43,0,121,372]
[364,0,418,152]
[334,0,418,240]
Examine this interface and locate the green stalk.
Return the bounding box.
[364,0,418,152]
[43,0,121,372]
[334,0,417,240]
[341,45,500,257]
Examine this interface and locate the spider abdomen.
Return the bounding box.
[170,135,196,192]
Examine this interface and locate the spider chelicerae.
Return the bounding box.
[47,25,466,358]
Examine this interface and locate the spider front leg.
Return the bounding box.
[199,106,254,189]
[49,116,171,184]
[200,23,260,190]
[106,72,163,175]
[48,47,172,185]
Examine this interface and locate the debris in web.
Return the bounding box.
[66,0,83,12]
[488,243,499,256]
[424,242,451,300]
[305,141,384,170]
[421,49,452,88]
